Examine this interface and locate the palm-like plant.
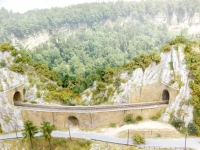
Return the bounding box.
[22,120,38,149]
[41,121,56,150]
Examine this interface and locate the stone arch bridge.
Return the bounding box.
[4,84,177,130]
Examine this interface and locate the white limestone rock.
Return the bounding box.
[0,93,23,133]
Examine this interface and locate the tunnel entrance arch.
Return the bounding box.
[68,116,79,127]
[13,91,22,103]
[162,89,169,104]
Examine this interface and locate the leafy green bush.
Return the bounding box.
[0,60,6,68]
[30,100,37,104]
[171,118,185,129]
[0,124,2,133]
[63,97,75,106]
[136,115,143,121]
[187,123,198,135]
[23,100,28,102]
[124,114,136,124]
[132,133,145,144]
[44,83,58,91]
[10,63,24,74]
[36,91,41,98]
[169,35,189,45]
[162,44,171,52]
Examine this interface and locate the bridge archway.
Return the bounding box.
[68,116,79,127]
[13,91,22,103]
[162,89,169,104]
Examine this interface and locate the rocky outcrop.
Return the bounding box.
[155,12,200,35]
[0,93,23,132]
[113,47,193,124]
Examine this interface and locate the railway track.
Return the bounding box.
[14,101,168,112]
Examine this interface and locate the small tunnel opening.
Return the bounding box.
[68,116,79,127]
[13,91,22,103]
[162,90,169,104]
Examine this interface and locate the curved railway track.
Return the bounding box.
[15,101,168,112]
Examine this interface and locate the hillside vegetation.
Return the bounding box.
[1,0,200,81]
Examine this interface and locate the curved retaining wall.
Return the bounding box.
[20,104,166,129]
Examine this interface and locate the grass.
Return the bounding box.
[1,137,91,150]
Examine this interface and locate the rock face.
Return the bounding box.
[114,47,193,124]
[155,12,200,35]
[0,93,23,133]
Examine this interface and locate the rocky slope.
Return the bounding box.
[118,47,193,124]
[0,44,195,132]
[82,46,193,125]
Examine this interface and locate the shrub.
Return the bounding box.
[0,124,2,133]
[63,97,75,106]
[132,133,145,144]
[124,114,136,124]
[23,100,28,102]
[36,91,41,98]
[0,84,3,92]
[45,83,58,91]
[162,44,171,52]
[136,115,143,121]
[171,118,185,129]
[187,123,198,135]
[0,60,6,68]
[10,63,24,74]
[30,100,37,104]
[109,123,116,128]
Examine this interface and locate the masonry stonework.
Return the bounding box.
[5,84,24,105]
[21,105,166,129]
[130,83,178,104]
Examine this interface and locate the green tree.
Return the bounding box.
[133,133,145,144]
[22,120,38,149]
[40,121,56,150]
[187,123,198,135]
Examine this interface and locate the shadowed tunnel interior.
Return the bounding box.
[13,91,22,102]
[68,116,79,126]
[162,89,169,104]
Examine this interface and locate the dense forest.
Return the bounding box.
[0,0,200,40]
[0,0,200,91]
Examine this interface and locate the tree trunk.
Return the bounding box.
[48,138,52,150]
[30,136,33,149]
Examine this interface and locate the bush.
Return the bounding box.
[63,97,75,106]
[132,133,145,144]
[162,44,171,52]
[36,91,41,98]
[0,60,6,68]
[23,100,28,102]
[10,63,24,74]
[0,124,2,133]
[187,123,198,135]
[171,118,185,129]
[136,115,143,121]
[30,100,37,104]
[109,123,116,128]
[124,114,136,124]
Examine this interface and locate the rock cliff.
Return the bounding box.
[114,46,193,124]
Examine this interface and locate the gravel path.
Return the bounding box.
[101,120,179,136]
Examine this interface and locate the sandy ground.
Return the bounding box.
[100,120,178,136]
